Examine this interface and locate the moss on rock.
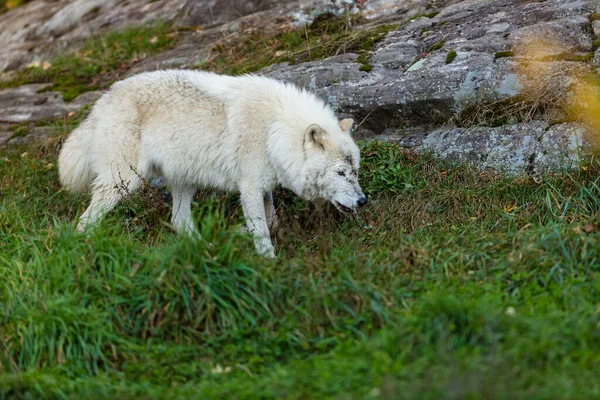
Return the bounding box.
[445,50,457,64]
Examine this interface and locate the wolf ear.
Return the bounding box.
[339,118,354,133]
[306,124,326,148]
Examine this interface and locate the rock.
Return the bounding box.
[35,0,119,38]
[6,126,56,147]
[362,0,422,21]
[0,1,63,72]
[0,0,419,74]
[264,0,593,135]
[371,36,420,70]
[267,53,584,134]
[127,35,214,75]
[508,16,593,56]
[0,84,101,123]
[261,54,365,92]
[0,0,188,73]
[393,121,587,176]
[177,0,283,28]
[594,48,600,68]
[593,20,600,38]
[486,22,511,34]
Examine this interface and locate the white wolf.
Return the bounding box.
[58,70,367,257]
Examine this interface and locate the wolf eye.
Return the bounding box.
[337,170,345,176]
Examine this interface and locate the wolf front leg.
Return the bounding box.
[240,185,275,258]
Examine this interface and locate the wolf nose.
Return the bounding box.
[357,197,368,208]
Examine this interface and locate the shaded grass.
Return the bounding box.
[2,126,600,397]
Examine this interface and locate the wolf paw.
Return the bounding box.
[255,239,275,258]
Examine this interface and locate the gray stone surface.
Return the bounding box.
[592,20,600,38]
[374,121,590,175]
[409,121,588,176]
[0,84,100,123]
[6,126,56,147]
[257,0,595,174]
[0,0,186,73]
[0,0,402,74]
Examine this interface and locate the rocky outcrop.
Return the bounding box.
[0,0,598,175]
[0,0,404,74]
[0,84,100,123]
[377,121,587,175]
[261,0,598,174]
[264,0,594,130]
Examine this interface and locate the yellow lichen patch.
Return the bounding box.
[571,75,600,139]
[6,0,26,10]
[513,31,600,143]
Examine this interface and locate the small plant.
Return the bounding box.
[495,50,515,59]
[429,39,445,51]
[445,50,457,64]
[409,10,440,20]
[357,53,373,72]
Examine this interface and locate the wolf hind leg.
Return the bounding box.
[170,184,198,235]
[77,173,140,232]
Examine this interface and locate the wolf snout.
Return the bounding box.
[357,197,368,208]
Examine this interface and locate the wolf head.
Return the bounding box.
[301,118,367,214]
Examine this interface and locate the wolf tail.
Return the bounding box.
[58,114,97,193]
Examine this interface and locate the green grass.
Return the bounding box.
[2,120,600,398]
[0,23,177,101]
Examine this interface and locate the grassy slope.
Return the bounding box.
[2,15,600,400]
[2,123,600,398]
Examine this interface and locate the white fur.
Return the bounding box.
[58,70,366,257]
